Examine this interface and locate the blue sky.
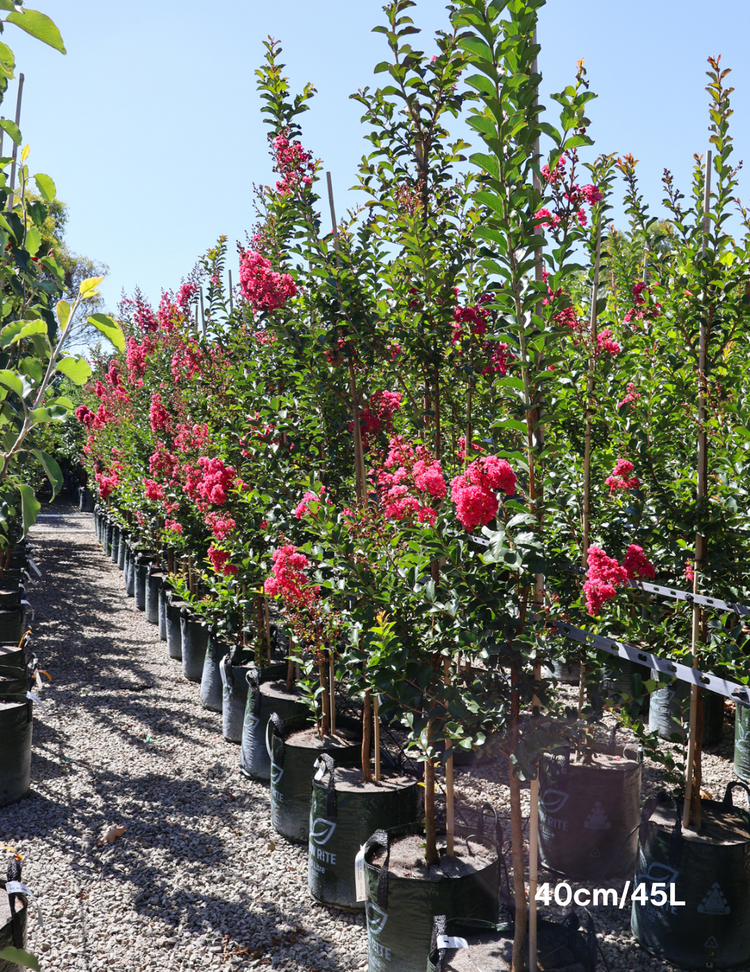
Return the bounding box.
[5,1,750,313]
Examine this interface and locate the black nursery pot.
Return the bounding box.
[426,913,597,972]
[133,555,154,611]
[221,657,253,742]
[110,524,120,565]
[0,875,28,971]
[545,659,581,685]
[0,698,32,807]
[145,569,163,626]
[538,739,642,881]
[308,757,420,911]
[631,784,750,970]
[269,715,360,844]
[363,823,499,972]
[0,607,26,646]
[0,666,30,698]
[117,530,128,571]
[599,657,651,709]
[165,598,186,661]
[78,485,95,513]
[240,677,307,780]
[0,587,22,610]
[199,632,230,712]
[734,703,750,783]
[0,644,25,670]
[649,674,725,746]
[180,612,209,682]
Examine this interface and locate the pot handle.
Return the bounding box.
[621,742,643,763]
[313,753,337,817]
[723,780,750,809]
[361,828,391,911]
[266,712,285,765]
[475,801,503,855]
[639,790,682,866]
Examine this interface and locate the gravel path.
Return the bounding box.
[2,499,743,971]
[2,501,367,972]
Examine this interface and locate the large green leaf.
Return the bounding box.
[0,369,25,398]
[15,482,40,535]
[87,313,125,353]
[0,117,20,146]
[56,354,91,385]
[31,448,62,496]
[5,9,66,53]
[0,39,15,79]
[0,947,40,971]
[33,172,55,202]
[56,299,70,330]
[0,318,46,348]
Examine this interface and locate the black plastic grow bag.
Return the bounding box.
[180,612,208,682]
[363,822,499,972]
[0,699,32,807]
[308,755,420,910]
[239,676,307,780]
[649,675,724,745]
[631,784,750,969]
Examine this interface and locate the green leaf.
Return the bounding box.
[31,448,62,495]
[56,299,70,330]
[25,224,41,256]
[0,319,46,348]
[15,482,40,535]
[0,368,25,397]
[0,39,15,79]
[79,275,103,297]
[33,172,55,202]
[0,117,20,146]
[87,313,125,353]
[6,9,66,53]
[0,947,40,971]
[56,354,91,385]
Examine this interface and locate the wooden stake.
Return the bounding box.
[582,218,603,565]
[199,287,206,338]
[444,659,454,857]
[683,149,713,831]
[362,689,373,783]
[329,654,336,735]
[373,694,381,782]
[228,268,234,314]
[264,596,272,661]
[326,171,339,250]
[7,74,23,214]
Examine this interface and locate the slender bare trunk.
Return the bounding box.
[510,663,526,972]
[424,748,438,865]
[362,689,373,783]
[319,657,330,737]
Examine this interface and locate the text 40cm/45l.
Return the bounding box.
[536,881,686,909]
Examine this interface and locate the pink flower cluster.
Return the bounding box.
[134,298,158,333]
[196,457,236,505]
[596,329,621,356]
[171,342,203,382]
[451,456,517,532]
[376,436,447,526]
[95,463,123,500]
[208,545,237,576]
[294,487,327,520]
[606,459,640,493]
[174,422,210,453]
[353,390,402,450]
[126,337,152,380]
[264,545,319,607]
[143,478,165,502]
[176,282,197,313]
[273,134,315,196]
[624,281,662,328]
[164,518,183,535]
[584,544,655,614]
[76,405,96,428]
[150,447,179,480]
[457,437,484,461]
[536,154,602,231]
[452,297,490,343]
[205,512,236,541]
[150,393,171,434]
[618,382,640,409]
[239,251,297,313]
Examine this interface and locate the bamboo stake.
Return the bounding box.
[7,75,23,214]
[373,694,381,782]
[199,287,206,338]
[228,268,234,315]
[329,654,336,734]
[683,149,713,831]
[362,689,373,784]
[264,596,272,661]
[326,171,339,250]
[445,658,454,857]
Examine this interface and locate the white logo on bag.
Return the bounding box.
[247,714,259,733]
[367,903,388,936]
[698,883,731,915]
[310,818,337,846]
[583,802,611,830]
[539,789,569,814]
[270,762,284,785]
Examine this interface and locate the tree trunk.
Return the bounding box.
[319,656,330,737]
[362,689,373,782]
[424,749,438,866]
[510,664,526,972]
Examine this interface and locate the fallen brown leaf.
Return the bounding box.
[103,824,126,845]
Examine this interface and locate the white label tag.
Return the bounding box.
[34,670,42,691]
[354,845,367,902]
[313,759,327,782]
[21,600,34,621]
[437,936,469,950]
[5,881,44,928]
[27,559,42,578]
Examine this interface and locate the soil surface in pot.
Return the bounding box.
[286,726,359,749]
[370,834,494,880]
[649,800,750,842]
[327,767,414,793]
[442,930,586,971]
[568,751,638,769]
[263,679,303,702]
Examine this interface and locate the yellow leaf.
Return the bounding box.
[20,143,29,163]
[79,276,103,297]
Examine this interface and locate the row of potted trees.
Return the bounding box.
[70,2,750,970]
